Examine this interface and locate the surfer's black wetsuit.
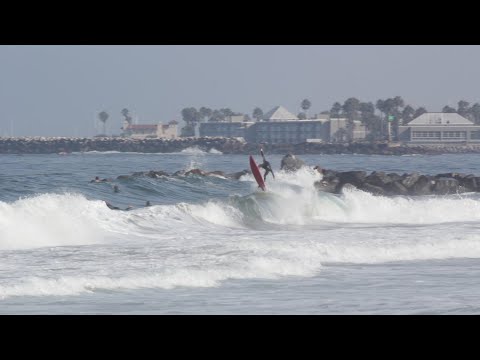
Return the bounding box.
[259,160,275,181]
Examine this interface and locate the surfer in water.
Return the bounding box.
[91,176,109,183]
[104,201,134,211]
[259,149,275,181]
[105,201,121,210]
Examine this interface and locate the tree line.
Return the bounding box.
[97,97,480,140]
[180,97,480,141]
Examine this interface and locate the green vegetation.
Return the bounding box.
[97,111,109,136]
[178,98,480,140]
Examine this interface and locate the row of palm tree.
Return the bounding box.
[97,108,132,135]
[103,97,480,140]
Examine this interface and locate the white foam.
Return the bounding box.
[180,146,207,155]
[0,239,323,298]
[0,194,107,250]
[336,187,480,224]
[208,148,223,154]
[184,202,243,228]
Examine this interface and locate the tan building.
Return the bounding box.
[329,118,367,142]
[122,120,178,139]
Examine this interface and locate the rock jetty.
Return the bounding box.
[315,169,480,196]
[3,136,480,155]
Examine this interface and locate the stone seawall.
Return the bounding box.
[2,137,480,155]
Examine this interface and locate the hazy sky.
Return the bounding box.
[1,45,480,137]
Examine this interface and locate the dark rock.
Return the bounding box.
[228,169,251,180]
[314,178,339,193]
[359,183,386,196]
[463,176,480,191]
[411,175,433,195]
[337,171,367,188]
[365,171,392,187]
[185,169,208,176]
[385,181,409,196]
[401,173,421,189]
[432,177,459,195]
[280,154,306,172]
[435,172,464,179]
[321,169,339,181]
[387,173,403,182]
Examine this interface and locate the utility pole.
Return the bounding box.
[380,115,384,141]
[387,115,395,142]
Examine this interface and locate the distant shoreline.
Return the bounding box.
[1,137,480,155]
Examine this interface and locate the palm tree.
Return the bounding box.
[121,108,132,125]
[98,111,109,136]
[301,99,311,119]
[470,103,480,124]
[401,105,415,125]
[442,106,456,113]
[413,107,427,119]
[199,107,213,122]
[253,107,264,122]
[330,102,342,118]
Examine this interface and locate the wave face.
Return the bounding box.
[3,160,480,299]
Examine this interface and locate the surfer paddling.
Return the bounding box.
[90,176,110,183]
[259,149,275,181]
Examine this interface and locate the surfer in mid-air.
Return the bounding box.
[259,149,275,181]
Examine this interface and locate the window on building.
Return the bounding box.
[471,131,480,140]
[443,131,466,139]
[412,131,441,139]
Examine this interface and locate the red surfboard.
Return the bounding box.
[249,155,266,191]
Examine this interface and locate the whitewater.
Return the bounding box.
[2,150,480,314]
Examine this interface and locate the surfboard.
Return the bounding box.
[249,155,266,191]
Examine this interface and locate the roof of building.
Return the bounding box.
[263,106,298,121]
[408,113,473,126]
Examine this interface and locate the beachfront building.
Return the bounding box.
[328,118,367,142]
[398,113,480,143]
[198,105,368,144]
[199,122,254,138]
[122,120,178,139]
[246,106,367,144]
[199,115,254,138]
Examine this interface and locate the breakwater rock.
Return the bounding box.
[3,136,480,155]
[316,169,480,196]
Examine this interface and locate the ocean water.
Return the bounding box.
[2,148,480,314]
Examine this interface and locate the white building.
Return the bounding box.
[398,113,480,143]
[262,106,299,121]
